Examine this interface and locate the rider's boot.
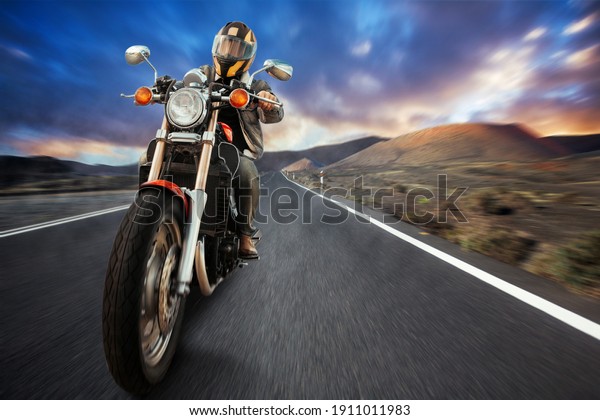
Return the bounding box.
[239,234,259,259]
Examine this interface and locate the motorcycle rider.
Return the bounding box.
[204,21,284,259]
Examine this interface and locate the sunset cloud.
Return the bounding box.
[565,45,600,68]
[12,137,144,165]
[1,0,599,165]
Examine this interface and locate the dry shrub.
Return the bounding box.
[393,183,408,194]
[465,187,530,216]
[555,232,599,288]
[554,192,579,204]
[526,231,600,296]
[459,226,536,265]
[401,208,435,225]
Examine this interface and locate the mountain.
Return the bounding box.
[537,134,600,156]
[326,123,575,170]
[282,158,320,172]
[0,155,137,187]
[256,136,387,173]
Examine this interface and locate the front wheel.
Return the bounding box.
[102,189,186,394]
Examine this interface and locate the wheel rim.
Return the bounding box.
[140,221,182,368]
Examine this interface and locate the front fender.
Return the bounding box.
[139,180,189,217]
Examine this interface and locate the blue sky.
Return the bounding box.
[1,0,599,165]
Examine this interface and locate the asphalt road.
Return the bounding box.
[1,172,599,399]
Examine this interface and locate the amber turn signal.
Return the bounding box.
[134,86,153,106]
[229,88,250,109]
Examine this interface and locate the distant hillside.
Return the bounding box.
[256,136,387,173]
[538,134,600,156]
[0,155,137,188]
[327,123,572,170]
[282,158,319,172]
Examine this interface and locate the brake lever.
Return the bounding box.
[248,92,283,107]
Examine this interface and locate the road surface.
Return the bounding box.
[1,172,599,399]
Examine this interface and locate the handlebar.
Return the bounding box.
[121,78,282,108]
[208,82,282,107]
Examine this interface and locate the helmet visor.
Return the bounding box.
[212,35,257,61]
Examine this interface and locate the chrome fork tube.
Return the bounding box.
[176,108,220,296]
[194,108,220,190]
[176,188,207,296]
[148,117,169,181]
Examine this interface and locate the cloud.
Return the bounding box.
[11,137,144,165]
[263,113,332,151]
[563,12,597,35]
[351,40,372,57]
[565,44,600,68]
[524,27,547,41]
[262,98,368,151]
[347,71,382,93]
[1,44,32,61]
[1,0,599,165]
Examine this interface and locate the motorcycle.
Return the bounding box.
[102,45,292,394]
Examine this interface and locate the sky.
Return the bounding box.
[1,0,599,165]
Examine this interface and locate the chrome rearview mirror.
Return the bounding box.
[247,59,293,86]
[264,59,293,81]
[125,45,151,66]
[124,45,158,82]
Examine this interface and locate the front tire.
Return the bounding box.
[102,189,186,395]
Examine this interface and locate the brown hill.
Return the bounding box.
[282,158,319,172]
[327,123,559,170]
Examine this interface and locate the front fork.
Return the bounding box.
[147,109,221,297]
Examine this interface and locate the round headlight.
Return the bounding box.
[166,88,207,129]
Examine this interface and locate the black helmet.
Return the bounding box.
[212,21,257,78]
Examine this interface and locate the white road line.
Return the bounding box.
[282,172,600,341]
[0,205,129,238]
